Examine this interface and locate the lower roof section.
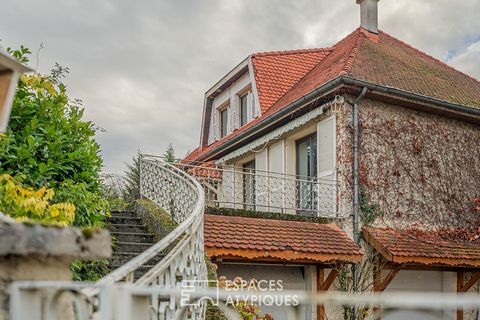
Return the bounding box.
[204,214,363,264]
[363,227,480,268]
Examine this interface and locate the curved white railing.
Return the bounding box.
[87,155,207,318]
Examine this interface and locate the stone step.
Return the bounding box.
[110,232,154,243]
[110,210,136,218]
[110,252,165,266]
[109,216,142,225]
[114,241,153,253]
[107,223,147,233]
[109,264,156,280]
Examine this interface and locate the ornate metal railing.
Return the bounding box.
[180,162,340,217]
[10,281,480,320]
[81,155,207,318]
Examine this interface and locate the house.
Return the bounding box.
[0,50,32,132]
[183,0,480,319]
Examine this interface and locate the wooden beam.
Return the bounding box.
[319,269,339,291]
[460,272,480,292]
[373,263,400,320]
[378,268,400,292]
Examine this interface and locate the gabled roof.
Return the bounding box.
[204,214,363,263]
[186,28,480,162]
[363,227,480,267]
[251,48,332,113]
[271,28,480,112]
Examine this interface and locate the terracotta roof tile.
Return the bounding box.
[204,214,363,263]
[363,227,480,267]
[251,48,332,113]
[187,28,480,162]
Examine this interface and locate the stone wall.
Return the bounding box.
[0,220,111,320]
[336,96,480,230]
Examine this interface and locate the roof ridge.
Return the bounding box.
[252,47,332,57]
[269,28,362,109]
[339,29,365,75]
[379,30,480,84]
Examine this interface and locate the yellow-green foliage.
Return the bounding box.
[0,174,75,226]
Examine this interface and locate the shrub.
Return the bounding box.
[0,47,106,227]
[0,174,75,225]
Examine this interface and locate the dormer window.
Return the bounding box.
[240,93,248,127]
[220,107,228,138]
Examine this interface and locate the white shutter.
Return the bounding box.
[252,93,260,118]
[209,109,217,143]
[246,92,253,121]
[226,106,233,134]
[231,96,239,131]
[317,115,337,216]
[317,116,336,176]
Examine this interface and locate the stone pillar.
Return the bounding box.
[0,220,111,319]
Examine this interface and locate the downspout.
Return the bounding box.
[353,87,367,245]
[352,87,367,320]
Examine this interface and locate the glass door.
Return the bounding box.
[243,160,255,210]
[296,134,317,215]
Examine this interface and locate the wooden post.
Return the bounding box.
[316,266,340,320]
[317,266,325,320]
[373,262,382,320]
[373,263,400,320]
[457,271,464,320]
[456,271,480,320]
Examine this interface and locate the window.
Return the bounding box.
[296,133,318,216]
[243,160,255,210]
[240,93,248,127]
[220,108,228,138]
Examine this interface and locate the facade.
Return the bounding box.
[183,1,480,319]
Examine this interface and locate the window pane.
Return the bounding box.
[296,133,318,216]
[220,109,228,138]
[243,160,255,210]
[240,94,248,126]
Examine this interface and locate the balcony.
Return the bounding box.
[181,162,339,218]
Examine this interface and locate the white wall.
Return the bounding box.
[208,72,260,145]
[383,270,456,320]
[217,263,312,320]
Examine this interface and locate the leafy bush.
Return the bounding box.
[53,180,108,227]
[71,259,110,281]
[0,174,75,225]
[0,47,108,281]
[0,47,106,227]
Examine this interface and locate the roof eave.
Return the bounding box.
[198,76,480,162]
[0,50,33,73]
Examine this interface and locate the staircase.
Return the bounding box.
[107,210,163,280]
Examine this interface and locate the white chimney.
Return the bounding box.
[357,0,379,34]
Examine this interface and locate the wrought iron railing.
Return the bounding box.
[179,162,340,218]
[79,155,207,318]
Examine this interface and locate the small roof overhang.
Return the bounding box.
[363,227,480,268]
[205,214,363,264]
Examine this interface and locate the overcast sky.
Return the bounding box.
[1,0,479,174]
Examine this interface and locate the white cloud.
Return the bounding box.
[449,40,480,80]
[0,0,479,173]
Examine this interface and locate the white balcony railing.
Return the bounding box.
[180,162,339,218]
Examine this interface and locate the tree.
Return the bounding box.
[123,152,141,203]
[163,143,176,164]
[0,46,107,227]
